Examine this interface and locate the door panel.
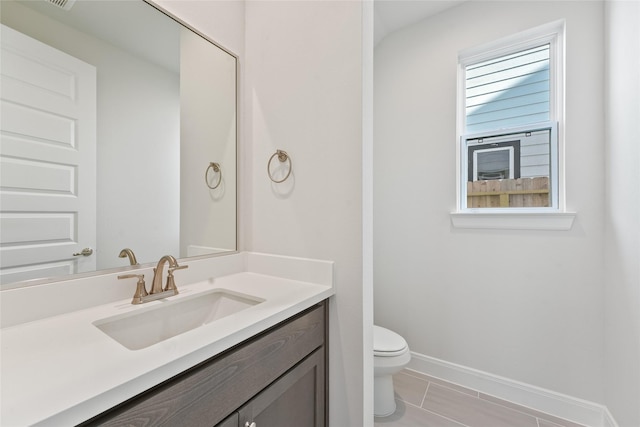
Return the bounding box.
[0,24,96,285]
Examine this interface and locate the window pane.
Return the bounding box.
[476,149,510,180]
[465,45,550,133]
[466,129,551,208]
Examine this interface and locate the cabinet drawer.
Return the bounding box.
[238,348,325,427]
[82,303,326,427]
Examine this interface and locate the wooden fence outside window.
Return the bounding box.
[467,177,550,208]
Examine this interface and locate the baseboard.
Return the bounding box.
[603,408,620,427]
[408,351,617,427]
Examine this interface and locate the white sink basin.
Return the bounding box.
[93,289,264,350]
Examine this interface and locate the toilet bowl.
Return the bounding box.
[373,325,411,417]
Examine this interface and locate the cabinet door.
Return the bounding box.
[216,412,238,427]
[238,348,325,427]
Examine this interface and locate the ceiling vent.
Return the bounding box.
[46,0,76,11]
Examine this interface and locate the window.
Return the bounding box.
[468,140,520,181]
[457,22,564,212]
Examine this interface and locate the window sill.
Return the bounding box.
[450,211,576,230]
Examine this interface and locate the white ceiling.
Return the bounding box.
[374,0,466,45]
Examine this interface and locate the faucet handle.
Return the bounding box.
[118,274,148,304]
[165,264,188,293]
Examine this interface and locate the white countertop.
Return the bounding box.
[0,253,334,426]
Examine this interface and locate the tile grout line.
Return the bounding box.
[402,399,472,427]
[422,381,472,427]
[412,369,583,427]
[398,370,584,427]
[421,407,472,427]
[474,392,542,426]
[428,381,543,427]
[426,379,479,398]
[420,380,430,408]
[478,392,587,427]
[404,369,478,398]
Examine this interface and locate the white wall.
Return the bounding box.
[161,1,368,425]
[244,2,366,425]
[363,0,376,422]
[604,1,640,426]
[374,1,606,403]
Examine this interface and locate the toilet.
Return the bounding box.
[373,325,411,417]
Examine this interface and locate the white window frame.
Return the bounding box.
[452,20,575,230]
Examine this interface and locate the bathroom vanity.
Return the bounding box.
[0,252,334,426]
[82,302,327,427]
[1,3,333,425]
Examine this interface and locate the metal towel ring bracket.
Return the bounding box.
[205,162,222,189]
[267,150,292,183]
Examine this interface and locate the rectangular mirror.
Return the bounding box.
[0,0,237,288]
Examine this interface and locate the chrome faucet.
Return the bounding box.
[118,254,187,304]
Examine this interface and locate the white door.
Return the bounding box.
[0,24,97,286]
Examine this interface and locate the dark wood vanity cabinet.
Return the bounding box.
[80,301,327,427]
[218,348,325,427]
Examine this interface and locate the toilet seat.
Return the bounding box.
[374,325,408,357]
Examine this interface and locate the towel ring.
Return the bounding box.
[205,162,222,189]
[267,150,292,183]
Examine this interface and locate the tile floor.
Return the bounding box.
[374,370,588,427]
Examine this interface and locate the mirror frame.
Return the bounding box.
[1,0,239,290]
